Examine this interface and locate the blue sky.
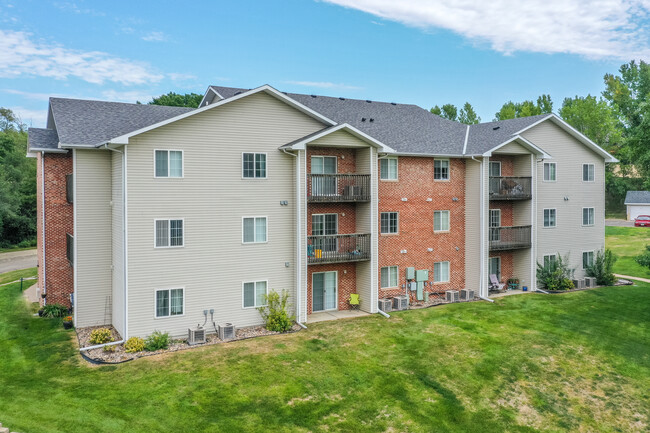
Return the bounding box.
[1,0,648,127]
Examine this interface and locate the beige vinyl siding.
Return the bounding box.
[511,154,534,288]
[310,129,370,148]
[298,149,308,323]
[111,149,125,336]
[126,92,325,337]
[355,146,378,313]
[494,141,531,155]
[522,121,605,280]
[464,158,481,291]
[75,149,113,328]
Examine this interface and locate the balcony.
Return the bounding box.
[307,174,370,202]
[489,225,532,251]
[489,176,532,200]
[307,233,371,264]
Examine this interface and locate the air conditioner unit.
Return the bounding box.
[393,295,408,311]
[572,279,585,289]
[188,327,206,346]
[218,323,236,340]
[378,298,393,312]
[584,277,596,287]
[445,290,459,303]
[343,185,362,196]
[460,289,475,301]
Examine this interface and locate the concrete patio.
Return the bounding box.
[307,310,371,323]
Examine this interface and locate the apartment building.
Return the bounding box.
[28,85,616,339]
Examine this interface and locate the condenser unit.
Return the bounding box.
[445,290,459,303]
[188,327,206,346]
[572,279,585,289]
[392,295,408,311]
[378,298,393,312]
[460,289,475,301]
[584,277,597,287]
[218,323,236,340]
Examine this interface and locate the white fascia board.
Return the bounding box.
[483,135,552,159]
[388,152,469,158]
[285,123,395,153]
[625,202,650,206]
[198,86,224,108]
[462,125,470,155]
[28,147,69,154]
[104,85,337,146]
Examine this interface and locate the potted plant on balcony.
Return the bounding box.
[507,278,519,290]
[62,315,73,330]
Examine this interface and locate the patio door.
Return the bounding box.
[489,257,501,281]
[312,214,338,252]
[312,271,337,312]
[489,209,501,242]
[311,156,337,196]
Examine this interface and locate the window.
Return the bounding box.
[243,153,267,178]
[543,162,556,181]
[433,261,450,283]
[66,174,73,203]
[543,254,557,267]
[489,209,501,241]
[543,209,556,228]
[489,257,501,280]
[434,159,450,180]
[433,210,450,232]
[155,288,184,317]
[243,217,267,243]
[312,214,337,251]
[381,266,398,288]
[489,161,502,177]
[66,233,73,265]
[155,219,184,247]
[380,212,398,234]
[155,150,183,178]
[582,207,595,226]
[582,164,595,182]
[380,158,398,180]
[582,251,594,269]
[243,281,267,308]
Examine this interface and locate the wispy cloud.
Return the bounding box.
[324,0,650,60]
[142,31,167,42]
[286,80,362,90]
[53,1,105,16]
[2,88,55,101]
[168,72,197,81]
[0,29,164,85]
[11,107,48,128]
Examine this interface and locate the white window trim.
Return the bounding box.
[154,287,185,319]
[153,218,185,248]
[241,152,268,180]
[433,261,450,283]
[242,216,269,244]
[489,256,501,279]
[380,211,399,235]
[582,163,595,182]
[543,208,557,228]
[434,158,450,182]
[543,162,557,182]
[380,157,399,181]
[489,209,501,227]
[380,265,399,289]
[241,280,269,309]
[311,213,339,235]
[489,161,502,177]
[582,250,595,270]
[543,253,558,266]
[153,149,184,179]
[311,271,338,312]
[433,210,450,233]
[582,207,595,227]
[310,155,337,173]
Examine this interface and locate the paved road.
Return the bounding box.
[605,219,633,227]
[0,249,38,274]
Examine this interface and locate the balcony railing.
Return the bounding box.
[307,174,370,202]
[489,176,532,200]
[489,225,532,251]
[307,233,371,264]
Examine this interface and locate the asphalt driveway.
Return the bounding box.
[606,219,634,227]
[0,249,37,274]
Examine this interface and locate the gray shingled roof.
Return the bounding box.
[625,191,650,204]
[464,114,550,155]
[28,128,60,151]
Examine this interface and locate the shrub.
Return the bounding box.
[125,337,146,353]
[257,289,295,332]
[41,303,69,318]
[587,248,618,286]
[103,345,116,353]
[89,328,113,345]
[145,331,170,351]
[536,254,575,290]
[635,245,650,269]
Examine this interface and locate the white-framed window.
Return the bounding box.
[543,209,556,228]
[489,161,502,177]
[155,288,184,318]
[489,209,501,241]
[433,210,450,232]
[155,150,183,178]
[312,214,337,252]
[380,212,398,234]
[543,162,556,181]
[434,159,450,180]
[380,157,398,180]
[543,254,557,267]
[154,219,184,248]
[433,261,450,283]
[489,256,501,280]
[242,280,268,308]
[242,153,267,178]
[582,207,595,226]
[243,217,267,243]
[582,163,595,182]
[582,251,594,269]
[380,266,398,288]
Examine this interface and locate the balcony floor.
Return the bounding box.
[307,310,371,323]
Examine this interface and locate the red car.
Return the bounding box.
[635,215,650,227]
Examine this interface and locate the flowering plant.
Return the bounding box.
[63,315,73,322]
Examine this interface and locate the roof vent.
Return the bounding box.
[234,91,242,96]
[391,102,397,105]
[493,126,500,130]
[339,97,345,100]
[366,100,372,103]
[369,118,374,122]
[361,118,366,122]
[311,94,317,98]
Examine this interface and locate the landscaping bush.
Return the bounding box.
[257,289,295,332]
[145,331,170,351]
[125,337,146,353]
[587,248,618,286]
[536,254,575,290]
[635,245,650,270]
[41,303,69,318]
[89,328,113,345]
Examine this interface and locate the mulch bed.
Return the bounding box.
[543,278,634,294]
[406,292,478,310]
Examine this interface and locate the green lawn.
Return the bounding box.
[0,278,648,432]
[606,226,650,279]
[0,267,37,285]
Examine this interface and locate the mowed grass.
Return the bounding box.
[606,226,650,279]
[1,278,649,432]
[0,267,37,285]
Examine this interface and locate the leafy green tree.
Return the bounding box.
[430,103,458,121]
[458,102,481,124]
[431,102,480,124]
[146,92,203,108]
[494,95,553,120]
[559,95,623,150]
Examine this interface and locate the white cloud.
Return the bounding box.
[324,0,650,60]
[0,29,164,85]
[286,80,362,90]
[142,31,167,42]
[11,107,48,128]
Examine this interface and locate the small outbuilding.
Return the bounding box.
[625,191,650,220]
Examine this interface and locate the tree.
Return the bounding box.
[430,104,458,121]
[559,95,623,150]
[431,102,480,124]
[494,95,553,120]
[146,92,203,108]
[458,102,481,124]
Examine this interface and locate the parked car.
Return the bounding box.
[634,215,650,227]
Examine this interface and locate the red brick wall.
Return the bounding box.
[39,152,74,307]
[489,156,514,176]
[307,147,356,173]
[489,252,514,283]
[378,157,466,300]
[306,263,357,313]
[307,203,357,235]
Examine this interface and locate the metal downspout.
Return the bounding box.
[41,151,46,301]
